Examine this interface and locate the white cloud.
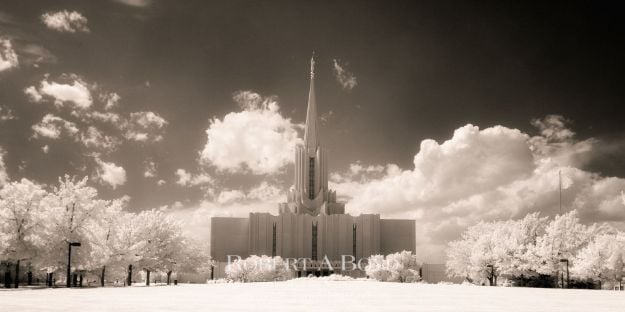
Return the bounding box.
[80,111,121,124]
[42,145,49,154]
[0,38,18,72]
[157,179,166,186]
[0,106,15,121]
[327,116,625,262]
[0,147,8,186]
[31,114,79,139]
[113,0,151,7]
[200,91,301,175]
[100,92,120,110]
[41,11,89,33]
[94,157,127,189]
[123,111,168,142]
[25,75,93,109]
[216,189,246,205]
[24,86,42,102]
[175,169,192,185]
[247,181,284,202]
[175,169,213,187]
[80,126,121,152]
[332,59,357,91]
[144,160,156,178]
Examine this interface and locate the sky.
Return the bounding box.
[1,1,625,262]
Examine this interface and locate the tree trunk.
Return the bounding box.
[14,260,20,288]
[127,264,132,286]
[4,270,10,288]
[27,271,32,286]
[167,271,172,285]
[146,269,150,286]
[101,266,106,287]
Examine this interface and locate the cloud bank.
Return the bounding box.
[328,115,625,261]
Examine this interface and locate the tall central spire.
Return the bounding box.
[304,53,319,154]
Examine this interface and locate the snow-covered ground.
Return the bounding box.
[1,281,623,312]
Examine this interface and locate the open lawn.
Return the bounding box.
[1,280,623,312]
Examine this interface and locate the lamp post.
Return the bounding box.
[67,242,81,288]
[560,259,569,288]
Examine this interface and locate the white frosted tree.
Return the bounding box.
[493,213,548,279]
[111,211,144,286]
[130,209,185,286]
[168,239,214,284]
[365,250,420,283]
[225,255,290,282]
[446,213,548,285]
[0,178,48,288]
[37,175,107,286]
[446,221,499,285]
[84,198,124,286]
[529,210,590,283]
[572,231,625,289]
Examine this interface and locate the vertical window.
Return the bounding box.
[312,222,318,261]
[272,222,277,257]
[352,224,357,258]
[308,157,315,199]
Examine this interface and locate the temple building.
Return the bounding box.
[210,56,416,278]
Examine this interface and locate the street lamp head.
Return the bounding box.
[559,259,568,263]
[70,242,81,247]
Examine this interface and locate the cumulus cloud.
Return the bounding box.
[144,160,157,178]
[175,169,213,187]
[332,59,357,91]
[0,38,18,71]
[31,114,79,139]
[100,92,121,110]
[80,126,121,152]
[199,91,301,175]
[247,181,284,202]
[215,182,284,205]
[41,11,89,33]
[216,189,246,205]
[123,111,168,142]
[328,115,625,262]
[0,106,15,121]
[94,157,127,189]
[24,74,93,109]
[0,147,8,186]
